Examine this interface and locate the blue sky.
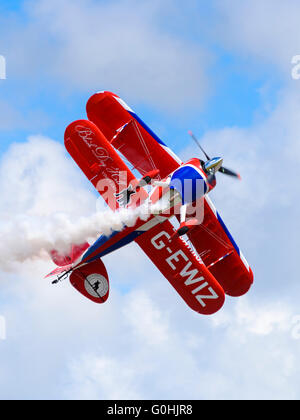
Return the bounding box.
[1,0,300,400]
[0,0,283,154]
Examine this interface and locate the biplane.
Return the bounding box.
[46,91,253,315]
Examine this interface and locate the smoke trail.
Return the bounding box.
[0,136,180,270]
[0,205,152,269]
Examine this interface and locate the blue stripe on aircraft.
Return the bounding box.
[82,229,144,264]
[82,231,119,261]
[217,212,240,255]
[129,111,167,147]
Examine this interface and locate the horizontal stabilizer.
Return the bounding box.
[70,259,110,304]
[50,242,90,267]
[45,265,73,279]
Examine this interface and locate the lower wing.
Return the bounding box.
[135,218,225,315]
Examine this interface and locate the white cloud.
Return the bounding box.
[0,136,98,268]
[66,354,142,400]
[213,0,300,76]
[60,293,300,400]
[212,298,292,337]
[0,135,95,218]
[124,290,170,346]
[1,0,210,111]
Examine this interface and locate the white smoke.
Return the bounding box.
[0,136,169,270]
[0,205,152,268]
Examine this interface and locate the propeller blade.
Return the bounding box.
[188,131,241,180]
[188,131,211,161]
[219,166,241,180]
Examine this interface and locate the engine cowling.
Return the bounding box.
[69,259,109,304]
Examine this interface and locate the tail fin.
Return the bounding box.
[50,242,90,267]
[70,259,109,304]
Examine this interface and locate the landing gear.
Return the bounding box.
[169,218,199,241]
[169,203,199,241]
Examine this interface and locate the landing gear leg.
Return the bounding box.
[169,204,199,241]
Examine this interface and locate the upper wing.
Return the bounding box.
[135,217,225,315]
[185,196,253,297]
[86,91,182,179]
[65,119,148,211]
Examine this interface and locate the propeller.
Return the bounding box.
[188,131,241,180]
[188,131,211,161]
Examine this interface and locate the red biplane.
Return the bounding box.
[46,91,253,315]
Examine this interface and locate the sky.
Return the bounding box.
[0,0,300,400]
